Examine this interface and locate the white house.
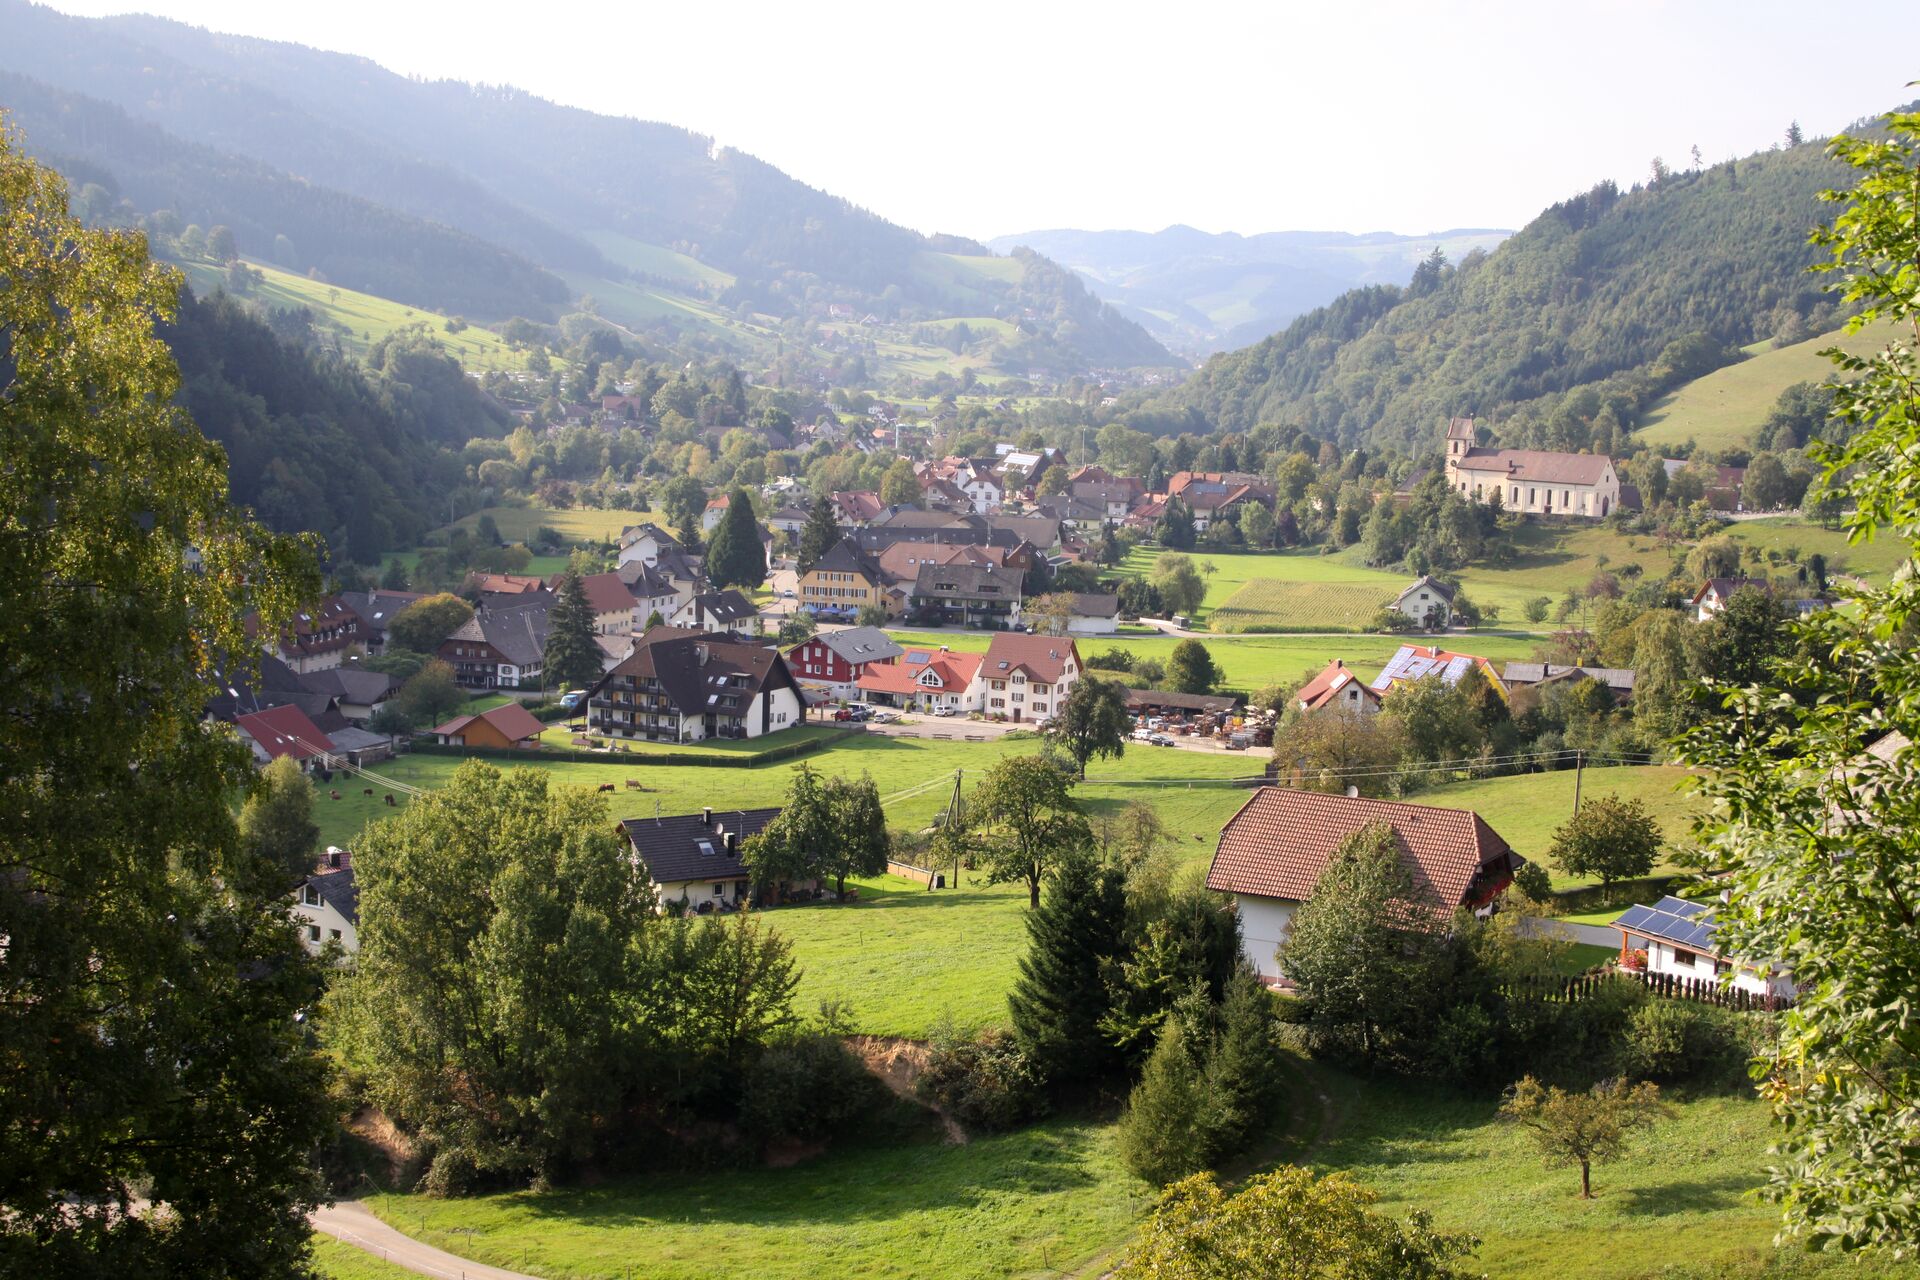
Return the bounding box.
[1206,789,1525,983]
[293,849,359,955]
[617,523,684,569]
[620,806,818,911]
[961,470,1004,515]
[670,589,759,634]
[1393,575,1456,628]
[1067,592,1120,637]
[1295,659,1383,716]
[587,627,804,743]
[855,646,986,713]
[978,633,1081,723]
[1691,577,1768,622]
[1611,896,1795,1001]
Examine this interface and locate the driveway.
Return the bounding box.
[313,1200,541,1280]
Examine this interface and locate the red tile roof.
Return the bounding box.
[1297,660,1381,712]
[548,571,637,617]
[857,648,983,696]
[1206,788,1514,908]
[234,704,334,761]
[982,633,1079,684]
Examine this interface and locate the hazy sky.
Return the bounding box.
[41,0,1920,240]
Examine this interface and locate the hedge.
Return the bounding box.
[408,733,835,769]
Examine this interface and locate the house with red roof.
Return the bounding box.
[856,646,986,714]
[979,633,1081,723]
[1206,788,1525,982]
[234,704,335,770]
[1296,660,1382,716]
[251,596,369,675]
[431,701,547,750]
[548,571,639,635]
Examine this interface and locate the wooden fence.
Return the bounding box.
[1505,969,1791,1013]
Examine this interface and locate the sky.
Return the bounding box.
[40,0,1920,241]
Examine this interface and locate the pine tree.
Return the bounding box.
[1117,1016,1217,1186]
[796,497,840,575]
[707,486,768,590]
[1008,848,1127,1089]
[542,572,602,691]
[1204,968,1285,1154]
[1156,497,1196,549]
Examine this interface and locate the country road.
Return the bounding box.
[314,1200,542,1280]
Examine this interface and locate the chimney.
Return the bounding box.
[702,806,712,826]
[724,831,736,853]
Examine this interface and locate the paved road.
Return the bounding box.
[314,1200,542,1280]
[1529,917,1620,948]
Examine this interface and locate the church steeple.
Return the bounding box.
[1445,415,1476,460]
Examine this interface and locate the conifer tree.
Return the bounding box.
[1118,1015,1217,1186]
[706,486,768,590]
[796,497,841,575]
[542,571,602,691]
[1007,848,1128,1088]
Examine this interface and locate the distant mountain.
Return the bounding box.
[988,225,1512,354]
[0,0,1171,372]
[1131,124,1868,453]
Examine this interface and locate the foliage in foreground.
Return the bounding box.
[1117,1166,1479,1280]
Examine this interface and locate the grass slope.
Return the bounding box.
[1636,320,1896,452]
[311,1238,418,1280]
[179,258,539,373]
[1430,766,1701,889]
[440,504,656,544]
[582,231,736,289]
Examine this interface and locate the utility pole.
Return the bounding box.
[942,768,965,890]
[1572,750,1584,813]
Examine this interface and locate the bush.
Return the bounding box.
[1512,860,1554,902]
[1621,1000,1746,1084]
[740,1033,881,1146]
[916,1029,1048,1133]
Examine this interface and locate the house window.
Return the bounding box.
[308,925,321,942]
[301,885,321,906]
[329,929,342,941]
[713,883,725,897]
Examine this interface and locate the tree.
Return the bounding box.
[1164,639,1219,695]
[1676,106,1920,1253]
[796,497,841,575]
[1383,674,1480,764]
[1270,708,1405,795]
[776,610,816,648]
[543,571,603,692]
[741,763,833,896]
[658,474,707,540]
[880,458,920,508]
[1239,501,1274,548]
[381,557,411,590]
[705,486,767,590]
[326,762,648,1185]
[238,755,321,885]
[205,222,238,263]
[1279,823,1442,1060]
[397,658,466,728]
[812,772,891,896]
[856,602,889,627]
[1026,591,1075,637]
[1118,1014,1218,1186]
[969,755,1093,909]
[1007,848,1128,1087]
[1742,452,1794,510]
[1501,1077,1670,1199]
[0,131,330,1272]
[1547,797,1661,890]
[1696,585,1792,687]
[1119,1167,1478,1280]
[1524,596,1551,624]
[1053,673,1130,777]
[388,591,474,654]
[1149,552,1205,616]
[1156,496,1197,550]
[1037,464,1068,496]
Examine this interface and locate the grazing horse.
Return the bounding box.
[363,788,374,797]
[385,794,396,806]
[597,782,616,793]
[329,790,341,800]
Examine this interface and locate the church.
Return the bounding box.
[1442,417,1621,519]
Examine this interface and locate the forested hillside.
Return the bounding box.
[0,72,572,321]
[164,290,507,561]
[1142,128,1860,451]
[0,0,1170,372]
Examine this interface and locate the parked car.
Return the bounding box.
[871,710,899,724]
[932,706,957,717]
[1149,733,1175,747]
[559,689,589,711]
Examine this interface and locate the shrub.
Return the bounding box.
[740,1032,881,1145]
[915,1029,1048,1133]
[1621,1000,1746,1083]
[1511,860,1554,902]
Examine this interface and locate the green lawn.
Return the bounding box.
[440,504,657,545]
[582,230,737,289]
[1636,320,1896,452]
[178,257,541,373]
[354,1056,1881,1280]
[1429,765,1702,889]
[311,1237,418,1280]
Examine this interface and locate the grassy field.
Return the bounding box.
[351,1055,1886,1280]
[441,504,656,545]
[878,628,1542,696]
[1210,578,1402,632]
[1636,320,1895,452]
[583,231,737,289]
[178,258,540,373]
[311,1238,417,1280]
[1430,765,1702,888]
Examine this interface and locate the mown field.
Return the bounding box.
[1209,578,1401,632]
[440,504,657,545]
[1636,320,1896,452]
[343,1050,1892,1280]
[179,257,541,373]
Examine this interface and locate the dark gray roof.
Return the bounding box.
[305,865,359,926]
[1070,593,1119,618]
[815,538,882,578]
[686,590,758,624]
[597,626,800,720]
[1394,575,1457,605]
[814,626,903,664]
[913,560,1022,602]
[446,601,552,668]
[1124,687,1238,713]
[336,590,427,634]
[621,807,782,886]
[1502,663,1637,692]
[299,667,402,704]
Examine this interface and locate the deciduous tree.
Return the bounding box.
[1164,639,1219,694]
[1500,1076,1670,1199]
[968,755,1094,908]
[239,754,322,886]
[1547,797,1662,890]
[1053,672,1130,777]
[1150,552,1205,615]
[388,591,473,654]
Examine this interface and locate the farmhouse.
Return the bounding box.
[856,646,985,713]
[430,701,545,750]
[438,602,550,690]
[1691,577,1768,622]
[295,666,401,723]
[588,626,803,743]
[1370,644,1506,697]
[670,589,759,634]
[1611,895,1794,1001]
[616,522,685,569]
[980,633,1080,723]
[294,849,359,955]
[786,625,903,700]
[1502,662,1636,701]
[233,704,334,770]
[620,806,818,911]
[1442,417,1621,518]
[550,571,639,635]
[910,560,1023,630]
[1392,575,1456,628]
[256,596,368,674]
[801,540,888,620]
[1296,659,1382,716]
[1207,788,1524,982]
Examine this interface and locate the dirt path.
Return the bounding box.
[313,1200,542,1280]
